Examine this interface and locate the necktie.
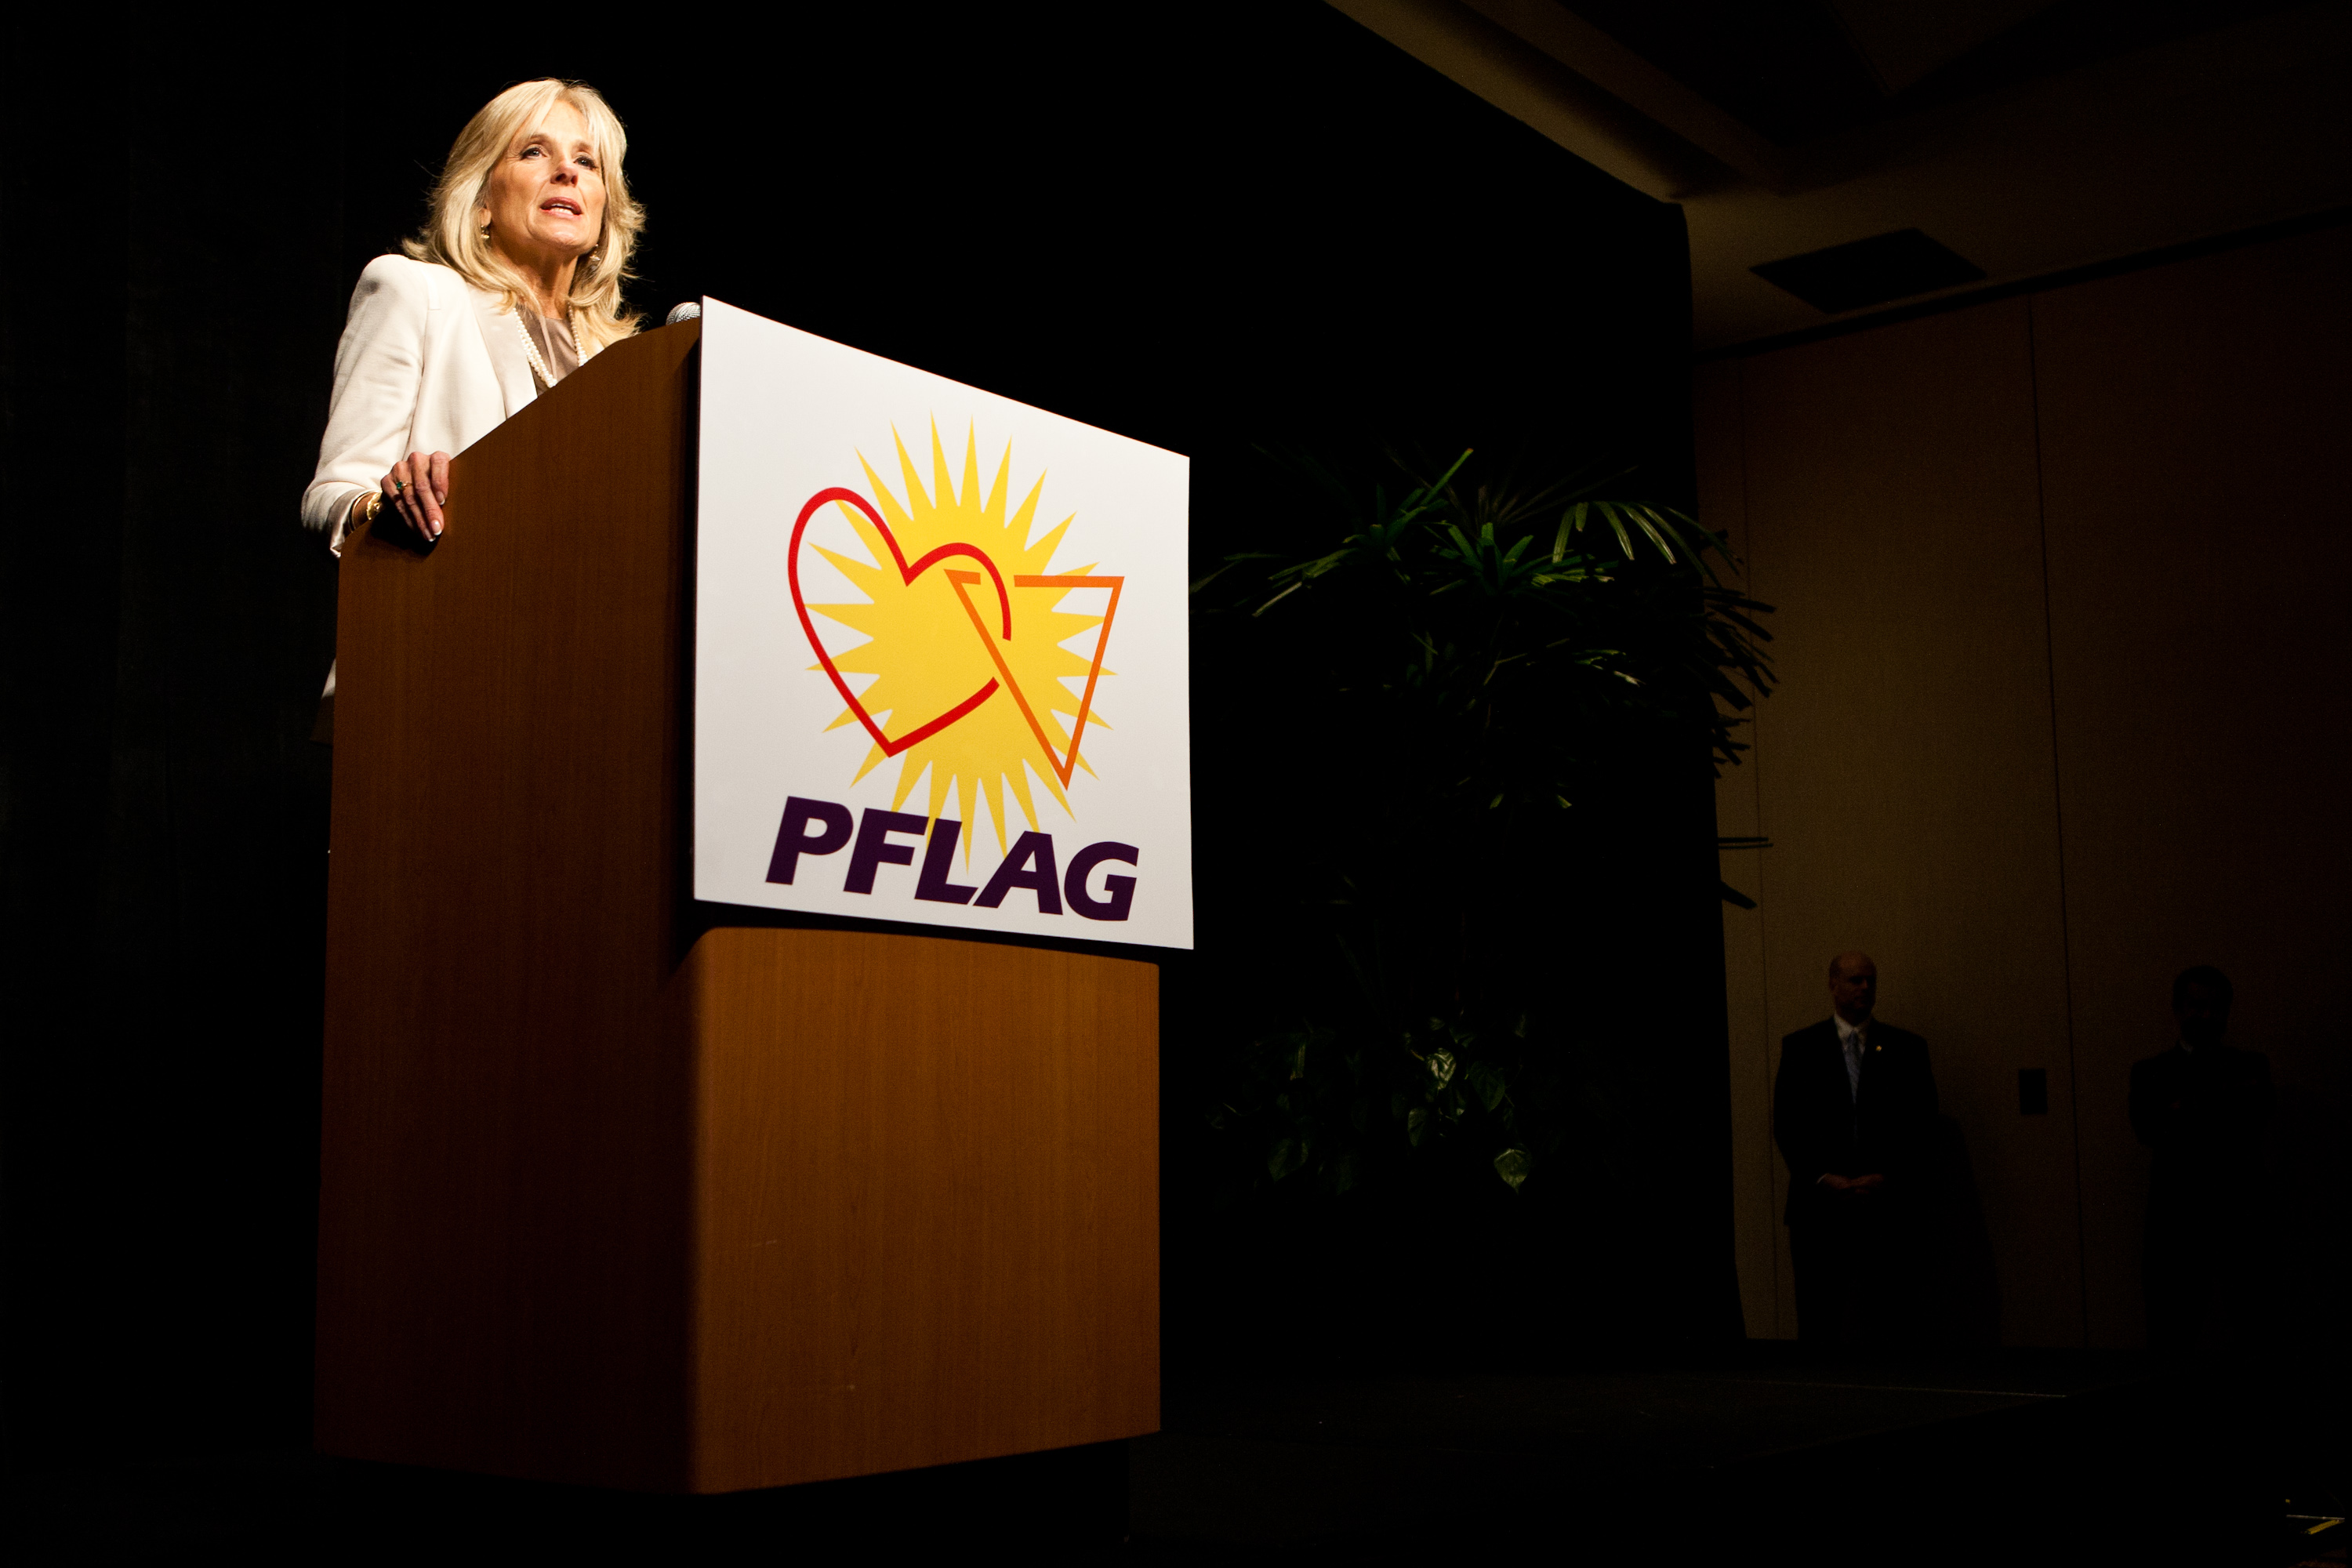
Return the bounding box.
[1845,1029,1864,1100]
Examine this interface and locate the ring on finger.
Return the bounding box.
[392,479,409,495]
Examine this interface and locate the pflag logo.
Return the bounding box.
[691,298,1189,946]
[769,423,1138,920]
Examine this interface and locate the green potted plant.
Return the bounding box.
[1192,448,1773,1220]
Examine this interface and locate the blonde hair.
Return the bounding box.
[403,78,644,353]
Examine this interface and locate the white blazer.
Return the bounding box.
[304,255,551,717]
[302,253,544,554]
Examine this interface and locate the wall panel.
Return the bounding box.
[1698,359,1785,1338]
[1705,223,2350,1349]
[2031,229,2352,1348]
[1717,302,2085,1346]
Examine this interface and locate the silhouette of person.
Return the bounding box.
[1773,952,1939,1349]
[2130,965,2272,1350]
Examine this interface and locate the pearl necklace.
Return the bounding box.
[514,301,584,387]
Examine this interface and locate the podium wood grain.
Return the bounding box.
[316,321,1160,1493]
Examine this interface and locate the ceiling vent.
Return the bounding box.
[1751,229,1987,314]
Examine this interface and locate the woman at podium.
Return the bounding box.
[301,78,644,558]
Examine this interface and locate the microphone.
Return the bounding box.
[666,301,702,325]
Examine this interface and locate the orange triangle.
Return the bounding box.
[943,572,1123,789]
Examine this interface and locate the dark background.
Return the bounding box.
[0,4,1718,1468]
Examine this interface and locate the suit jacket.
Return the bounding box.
[1773,1018,1937,1226]
[2129,1045,2270,1218]
[302,254,544,553]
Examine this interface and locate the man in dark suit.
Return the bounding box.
[1773,951,1939,1349]
[2130,965,2271,1350]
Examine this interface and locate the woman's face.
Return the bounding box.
[478,100,607,274]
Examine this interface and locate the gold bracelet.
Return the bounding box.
[356,491,383,528]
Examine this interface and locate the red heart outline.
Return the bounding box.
[788,486,1014,757]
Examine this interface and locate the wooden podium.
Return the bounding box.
[315,321,1160,1494]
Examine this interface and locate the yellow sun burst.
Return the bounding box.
[806,421,1112,854]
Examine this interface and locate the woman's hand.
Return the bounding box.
[379,450,452,543]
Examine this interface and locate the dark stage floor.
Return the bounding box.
[6,1348,2341,1563]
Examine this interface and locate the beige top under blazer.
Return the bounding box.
[303,254,557,712]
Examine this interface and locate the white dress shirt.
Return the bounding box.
[1835,1013,1870,1100]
